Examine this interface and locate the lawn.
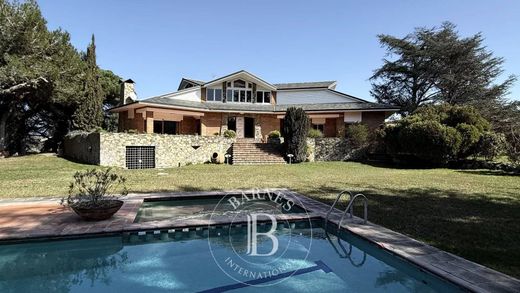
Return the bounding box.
[1,154,519,278]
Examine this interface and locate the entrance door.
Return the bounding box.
[244,117,255,138]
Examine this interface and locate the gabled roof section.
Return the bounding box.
[274,81,337,90]
[178,78,205,91]
[203,70,277,90]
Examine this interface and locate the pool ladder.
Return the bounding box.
[324,190,368,231]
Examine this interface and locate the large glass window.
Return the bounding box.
[153,120,178,134]
[264,92,271,103]
[233,79,246,88]
[256,92,263,103]
[214,89,222,101]
[256,91,271,103]
[206,88,222,102]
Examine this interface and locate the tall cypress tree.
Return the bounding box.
[283,107,310,163]
[72,34,104,131]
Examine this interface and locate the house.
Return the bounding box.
[110,70,399,140]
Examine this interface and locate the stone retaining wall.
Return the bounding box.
[307,137,360,162]
[63,132,101,164]
[64,132,234,168]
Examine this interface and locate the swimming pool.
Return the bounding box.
[0,220,463,292]
[135,194,307,222]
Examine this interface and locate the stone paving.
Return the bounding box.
[0,189,518,292]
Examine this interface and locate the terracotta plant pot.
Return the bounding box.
[70,200,124,221]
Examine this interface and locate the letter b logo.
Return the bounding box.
[246,213,279,256]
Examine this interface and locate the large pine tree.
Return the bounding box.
[370,22,515,116]
[72,35,104,131]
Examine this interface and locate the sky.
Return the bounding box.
[37,0,520,102]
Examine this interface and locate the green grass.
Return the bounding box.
[1,154,519,278]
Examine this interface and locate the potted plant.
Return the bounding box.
[267,130,282,144]
[62,168,128,221]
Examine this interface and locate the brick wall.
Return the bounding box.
[201,112,223,136]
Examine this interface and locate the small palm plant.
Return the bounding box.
[62,168,128,220]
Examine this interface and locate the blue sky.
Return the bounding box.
[38,0,520,102]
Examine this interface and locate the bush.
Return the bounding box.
[307,128,323,138]
[477,132,506,161]
[456,123,481,157]
[345,123,369,148]
[223,129,236,138]
[378,104,494,166]
[283,107,310,163]
[268,130,281,138]
[398,120,462,163]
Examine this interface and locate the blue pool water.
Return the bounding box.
[0,221,463,292]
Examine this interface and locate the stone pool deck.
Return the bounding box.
[0,189,519,293]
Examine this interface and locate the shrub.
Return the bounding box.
[307,128,323,138]
[267,130,281,138]
[345,123,369,148]
[456,123,482,157]
[378,104,495,166]
[223,129,236,138]
[398,120,462,163]
[62,168,128,208]
[477,132,506,161]
[283,107,310,163]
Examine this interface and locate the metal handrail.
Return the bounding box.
[324,230,367,266]
[337,193,368,232]
[324,190,353,230]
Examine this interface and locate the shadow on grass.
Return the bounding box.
[300,184,520,278]
[455,170,520,177]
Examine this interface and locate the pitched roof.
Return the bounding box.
[275,102,398,112]
[203,70,277,90]
[183,78,205,85]
[274,81,336,90]
[134,95,397,113]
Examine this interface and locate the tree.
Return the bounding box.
[371,22,516,116]
[99,69,122,131]
[72,35,104,131]
[0,0,84,153]
[283,107,309,163]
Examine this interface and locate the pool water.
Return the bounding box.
[0,221,463,292]
[135,196,306,222]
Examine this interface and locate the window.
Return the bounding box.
[233,79,246,88]
[256,92,263,103]
[312,124,324,132]
[240,90,246,102]
[256,91,271,103]
[233,90,239,102]
[246,91,252,102]
[206,89,222,102]
[264,92,271,103]
[214,89,222,101]
[227,89,232,100]
[207,89,214,101]
[153,120,178,134]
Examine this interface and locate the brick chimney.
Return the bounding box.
[120,79,137,105]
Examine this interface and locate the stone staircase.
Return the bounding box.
[231,142,286,165]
